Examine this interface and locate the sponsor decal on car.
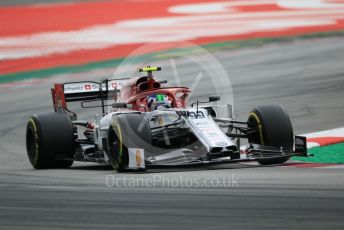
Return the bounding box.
[136,149,142,167]
[63,80,125,94]
[187,108,233,149]
[84,84,92,90]
[189,111,206,119]
[64,85,84,93]
[128,148,145,169]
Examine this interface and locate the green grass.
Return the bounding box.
[1,30,344,84]
[293,142,344,164]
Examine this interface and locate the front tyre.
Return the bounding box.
[247,105,294,165]
[26,113,75,169]
[107,113,151,172]
[107,122,128,171]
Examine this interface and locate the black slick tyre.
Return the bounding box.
[107,113,150,172]
[26,113,75,169]
[247,105,294,165]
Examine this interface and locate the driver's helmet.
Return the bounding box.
[147,94,172,111]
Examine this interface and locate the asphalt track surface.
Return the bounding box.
[1,37,344,229]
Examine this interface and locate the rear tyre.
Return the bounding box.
[26,113,75,169]
[247,105,293,165]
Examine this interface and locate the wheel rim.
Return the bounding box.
[110,131,122,164]
[112,138,119,162]
[247,115,262,145]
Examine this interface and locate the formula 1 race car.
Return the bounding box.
[26,66,308,171]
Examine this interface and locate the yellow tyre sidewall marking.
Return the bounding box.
[28,118,39,164]
[111,120,123,167]
[249,112,265,145]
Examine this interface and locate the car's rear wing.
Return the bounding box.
[51,79,128,114]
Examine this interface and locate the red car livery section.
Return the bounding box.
[1,0,344,76]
